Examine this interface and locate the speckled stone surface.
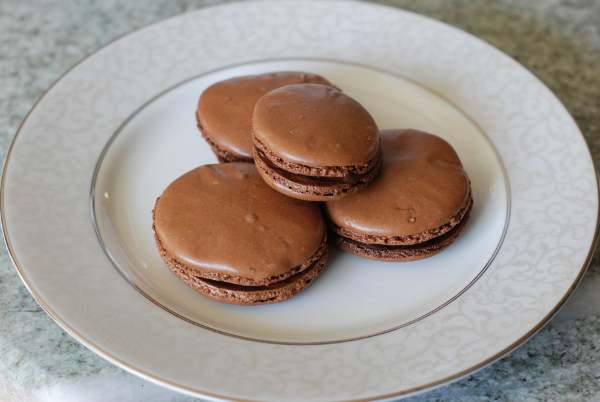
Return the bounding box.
[1,0,599,401]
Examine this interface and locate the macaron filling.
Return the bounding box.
[328,189,473,246]
[153,224,328,287]
[155,229,328,305]
[330,192,472,260]
[254,145,379,185]
[182,250,328,305]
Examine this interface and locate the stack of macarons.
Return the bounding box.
[152,71,473,305]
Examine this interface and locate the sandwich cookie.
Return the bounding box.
[324,129,473,262]
[253,83,382,201]
[196,72,334,163]
[152,163,328,305]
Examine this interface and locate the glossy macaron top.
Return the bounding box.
[324,129,470,241]
[153,163,325,282]
[196,72,333,161]
[252,83,380,168]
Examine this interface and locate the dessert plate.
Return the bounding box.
[2,1,597,401]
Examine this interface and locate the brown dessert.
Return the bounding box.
[152,163,328,305]
[252,83,382,201]
[324,129,472,261]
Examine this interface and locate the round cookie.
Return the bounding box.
[152,163,328,305]
[324,129,472,262]
[252,83,382,201]
[196,72,334,163]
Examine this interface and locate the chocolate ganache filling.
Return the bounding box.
[336,204,471,252]
[254,146,371,185]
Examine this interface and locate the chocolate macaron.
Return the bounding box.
[324,129,472,262]
[196,72,334,163]
[252,83,382,201]
[152,163,328,305]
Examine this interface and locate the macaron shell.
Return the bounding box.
[252,84,380,167]
[196,72,334,162]
[325,129,471,241]
[153,163,325,284]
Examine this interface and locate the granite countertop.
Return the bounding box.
[1,0,599,401]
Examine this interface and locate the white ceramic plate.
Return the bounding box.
[2,1,597,401]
